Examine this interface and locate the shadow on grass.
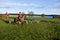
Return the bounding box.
[1,19,9,23]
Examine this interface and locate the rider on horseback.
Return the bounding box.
[18,12,22,21]
[14,12,26,24]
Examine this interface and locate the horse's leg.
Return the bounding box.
[14,18,19,24]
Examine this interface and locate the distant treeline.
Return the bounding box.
[0,13,60,18]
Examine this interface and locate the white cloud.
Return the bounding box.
[2,2,38,7]
[0,2,39,9]
[0,2,39,13]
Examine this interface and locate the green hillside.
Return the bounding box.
[0,18,60,40]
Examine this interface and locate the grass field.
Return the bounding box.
[0,18,60,40]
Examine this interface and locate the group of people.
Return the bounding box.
[3,12,22,20]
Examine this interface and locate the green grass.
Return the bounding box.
[0,18,60,40]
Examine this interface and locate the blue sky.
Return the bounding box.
[0,0,60,15]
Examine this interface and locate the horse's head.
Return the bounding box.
[24,15,26,19]
[21,15,26,22]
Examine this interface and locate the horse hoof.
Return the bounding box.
[18,22,21,24]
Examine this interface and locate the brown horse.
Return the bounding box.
[14,15,26,24]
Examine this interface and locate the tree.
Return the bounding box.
[41,13,45,18]
[28,11,34,18]
[22,12,25,15]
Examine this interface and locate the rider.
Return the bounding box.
[18,12,22,21]
[4,12,9,18]
[5,12,9,16]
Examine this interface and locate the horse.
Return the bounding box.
[14,15,26,24]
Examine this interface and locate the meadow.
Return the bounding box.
[0,17,60,40]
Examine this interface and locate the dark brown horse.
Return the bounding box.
[14,15,26,24]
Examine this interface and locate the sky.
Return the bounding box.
[0,0,60,15]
